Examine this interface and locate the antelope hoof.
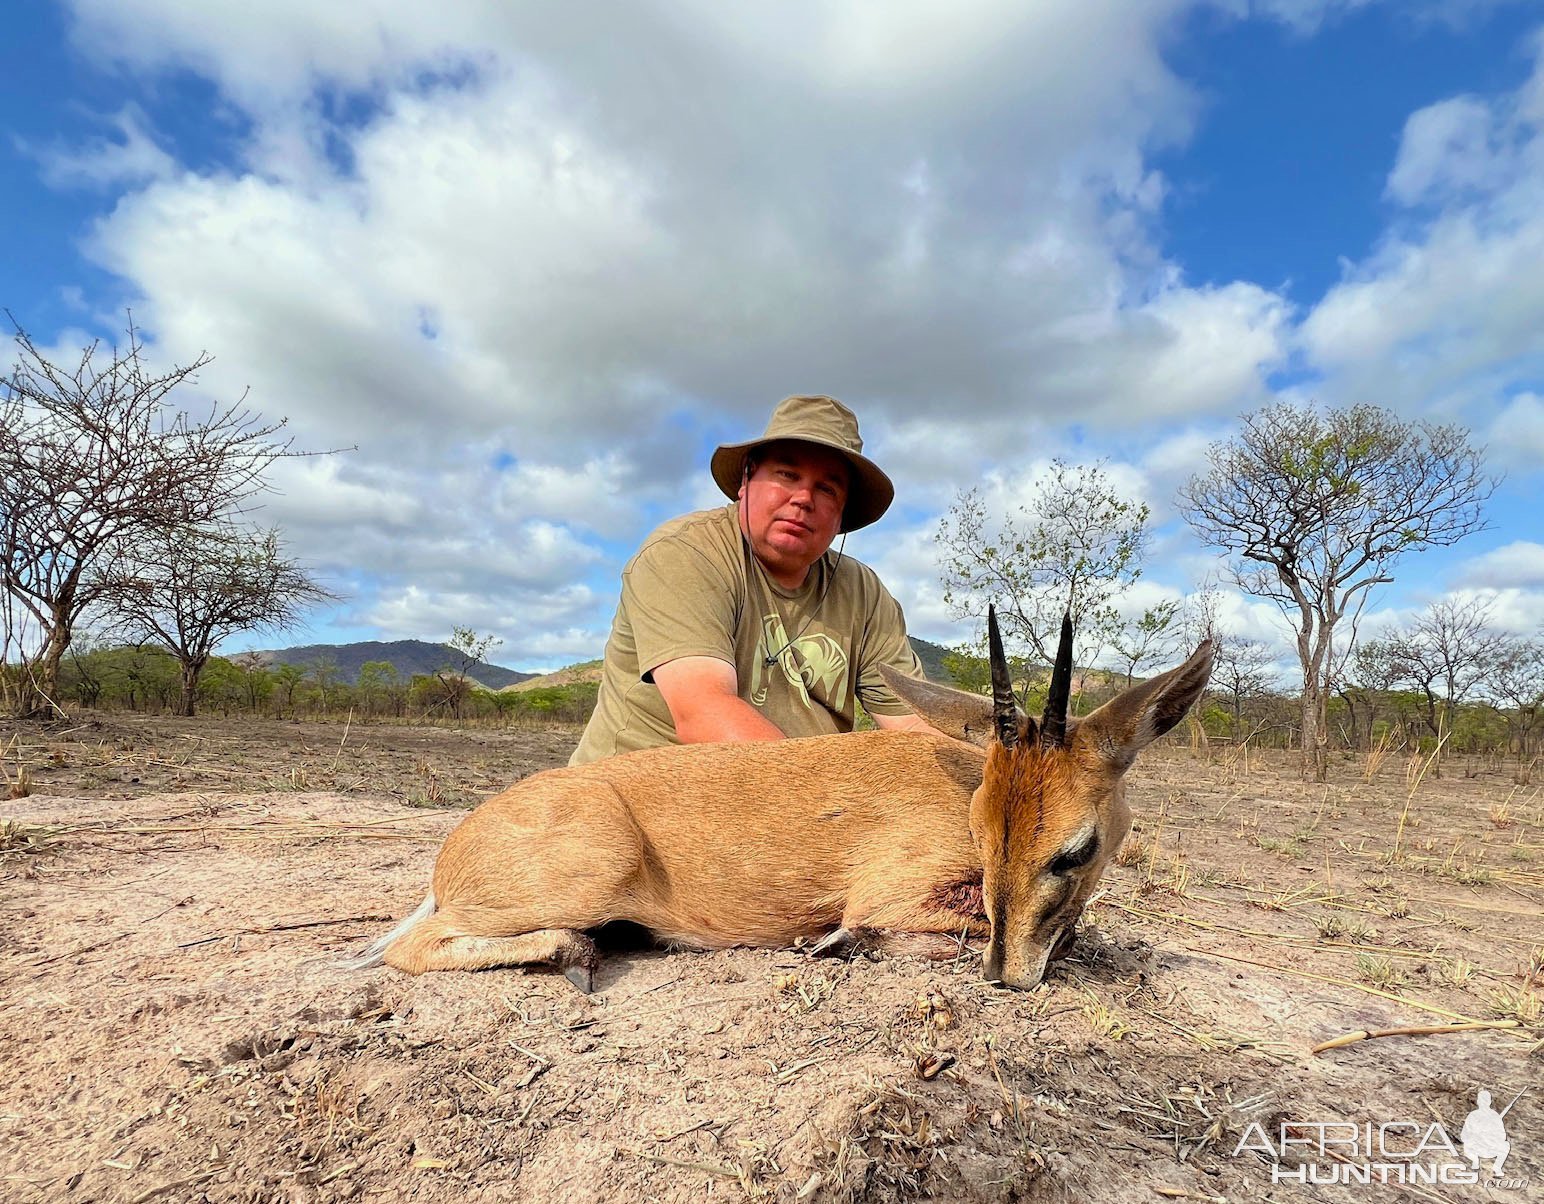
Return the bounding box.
[562,962,596,993]
[1050,926,1077,961]
[808,927,860,957]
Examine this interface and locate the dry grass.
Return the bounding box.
[1487,984,1542,1024]
[2,733,32,799]
[1362,729,1400,783]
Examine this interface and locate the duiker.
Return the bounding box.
[350,609,1211,990]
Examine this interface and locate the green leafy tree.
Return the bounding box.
[308,656,342,713]
[1179,403,1494,781]
[1109,600,1182,686]
[938,459,1150,680]
[432,627,503,721]
[272,662,306,715]
[356,660,401,718]
[196,656,246,717]
[228,651,274,714]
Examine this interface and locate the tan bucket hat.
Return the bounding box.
[710,395,895,532]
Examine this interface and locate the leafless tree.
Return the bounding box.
[430,627,503,721]
[97,525,334,716]
[1178,403,1495,780]
[1208,632,1277,740]
[1,315,299,717]
[1388,597,1509,751]
[1491,636,1544,762]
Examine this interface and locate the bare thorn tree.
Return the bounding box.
[1,314,303,717]
[97,525,336,716]
[1179,403,1496,781]
[1386,596,1509,759]
[1491,635,1544,767]
[432,627,503,722]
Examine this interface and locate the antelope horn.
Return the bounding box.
[987,605,1018,749]
[1041,610,1073,747]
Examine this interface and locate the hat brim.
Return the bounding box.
[710,436,894,532]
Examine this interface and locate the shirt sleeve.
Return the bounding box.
[622,532,741,682]
[854,581,925,716]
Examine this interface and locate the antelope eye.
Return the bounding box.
[1048,835,1098,876]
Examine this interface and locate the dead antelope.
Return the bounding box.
[350,609,1211,990]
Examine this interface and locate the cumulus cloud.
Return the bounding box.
[1300,31,1544,422]
[1487,391,1544,470]
[1458,540,1544,589]
[30,1,1539,667]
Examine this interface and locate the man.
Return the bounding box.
[570,394,933,765]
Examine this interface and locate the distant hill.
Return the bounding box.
[249,635,956,694]
[909,636,955,684]
[502,659,604,693]
[500,640,957,693]
[248,640,537,690]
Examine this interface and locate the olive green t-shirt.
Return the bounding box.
[570,504,923,765]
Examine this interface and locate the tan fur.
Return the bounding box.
[364,640,1212,989]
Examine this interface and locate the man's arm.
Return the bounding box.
[651,656,785,745]
[872,711,947,737]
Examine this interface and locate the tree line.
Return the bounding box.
[55,642,599,726]
[7,318,1532,773]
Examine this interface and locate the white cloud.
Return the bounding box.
[1458,540,1544,589]
[1243,0,1515,34]
[30,106,177,189]
[30,2,1540,668]
[1487,391,1544,470]
[1300,33,1544,423]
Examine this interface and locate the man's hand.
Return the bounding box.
[651,656,785,745]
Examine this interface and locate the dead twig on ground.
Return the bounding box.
[128,1168,222,1203]
[615,1147,741,1179]
[1311,1019,1522,1054]
[175,914,391,949]
[330,709,354,774]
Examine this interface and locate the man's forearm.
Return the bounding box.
[673,695,786,745]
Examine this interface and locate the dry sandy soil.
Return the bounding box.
[2,714,1540,1203]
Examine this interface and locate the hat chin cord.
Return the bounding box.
[735,464,846,668]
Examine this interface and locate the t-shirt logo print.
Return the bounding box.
[751,614,850,709]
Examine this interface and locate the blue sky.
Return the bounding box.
[3,1,1542,673]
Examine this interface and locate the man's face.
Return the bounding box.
[737,441,850,586]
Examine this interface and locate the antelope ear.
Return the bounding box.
[1076,641,1214,770]
[878,664,1004,749]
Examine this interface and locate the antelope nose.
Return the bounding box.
[982,946,1005,984]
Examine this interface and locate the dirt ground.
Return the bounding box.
[2,714,1539,1203]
